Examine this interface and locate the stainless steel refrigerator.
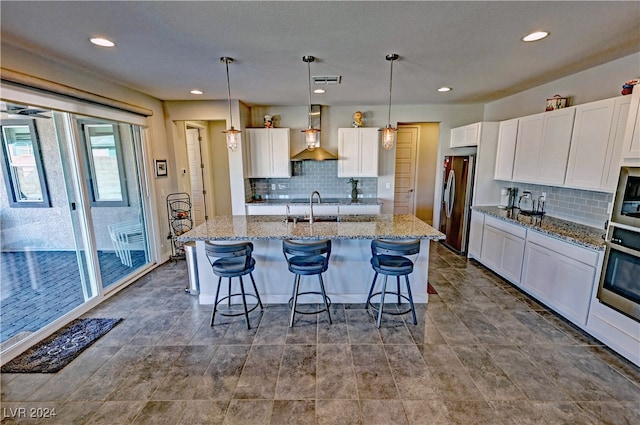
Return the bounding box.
[440,155,475,254]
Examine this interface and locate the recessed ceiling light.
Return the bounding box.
[522,31,549,42]
[438,87,452,92]
[313,88,326,94]
[89,37,116,47]
[190,90,203,95]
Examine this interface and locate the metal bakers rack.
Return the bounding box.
[167,192,193,261]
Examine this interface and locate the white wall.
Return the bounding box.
[484,53,640,121]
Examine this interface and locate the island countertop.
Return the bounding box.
[177,214,445,241]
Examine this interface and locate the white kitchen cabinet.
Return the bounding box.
[246,204,287,215]
[479,215,526,284]
[565,97,631,191]
[338,128,379,177]
[620,87,640,166]
[512,107,575,185]
[338,204,381,215]
[520,230,598,326]
[467,210,484,260]
[288,204,339,216]
[246,128,291,178]
[494,118,519,181]
[450,122,481,148]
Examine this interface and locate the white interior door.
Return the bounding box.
[186,127,205,225]
[394,127,418,214]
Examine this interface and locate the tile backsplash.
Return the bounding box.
[509,182,613,229]
[248,161,377,200]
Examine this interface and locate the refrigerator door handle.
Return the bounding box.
[446,170,455,218]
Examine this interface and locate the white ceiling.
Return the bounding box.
[1,1,639,107]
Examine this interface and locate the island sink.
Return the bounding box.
[285,215,341,223]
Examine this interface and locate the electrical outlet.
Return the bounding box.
[607,202,613,214]
[271,184,276,190]
[540,192,546,202]
[386,182,391,189]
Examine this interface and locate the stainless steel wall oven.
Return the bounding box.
[598,166,640,322]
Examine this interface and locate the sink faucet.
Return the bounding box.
[309,190,322,224]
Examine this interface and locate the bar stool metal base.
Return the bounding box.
[211,275,263,330]
[366,273,418,328]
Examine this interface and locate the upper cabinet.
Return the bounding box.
[512,107,575,186]
[246,128,291,178]
[565,97,631,192]
[620,87,640,166]
[494,118,519,181]
[338,128,379,177]
[450,122,481,148]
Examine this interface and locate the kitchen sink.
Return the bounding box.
[288,198,343,204]
[284,215,341,223]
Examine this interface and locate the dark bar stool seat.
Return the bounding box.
[366,239,420,328]
[282,239,332,327]
[204,241,263,330]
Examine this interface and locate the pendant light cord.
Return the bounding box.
[223,57,234,129]
[387,58,393,126]
[307,58,313,129]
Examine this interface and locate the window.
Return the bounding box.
[79,120,129,207]
[0,119,51,208]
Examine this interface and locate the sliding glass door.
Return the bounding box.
[0,97,153,353]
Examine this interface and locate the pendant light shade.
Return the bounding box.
[302,55,320,151]
[221,57,241,152]
[379,53,399,150]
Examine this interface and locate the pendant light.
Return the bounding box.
[302,55,320,151]
[221,57,241,152]
[379,53,399,150]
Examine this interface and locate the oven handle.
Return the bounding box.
[605,240,640,257]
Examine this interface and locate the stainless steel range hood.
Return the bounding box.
[290,147,337,161]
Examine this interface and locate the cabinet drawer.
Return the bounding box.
[339,204,381,215]
[246,205,287,215]
[526,229,599,266]
[288,205,339,216]
[484,215,527,239]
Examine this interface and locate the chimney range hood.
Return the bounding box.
[290,146,337,161]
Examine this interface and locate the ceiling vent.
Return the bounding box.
[313,76,341,85]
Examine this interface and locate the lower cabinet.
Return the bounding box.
[338,204,381,215]
[246,205,287,215]
[520,230,598,326]
[479,216,526,284]
[467,210,484,260]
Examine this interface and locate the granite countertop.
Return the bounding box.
[473,206,606,251]
[247,197,382,206]
[177,214,445,241]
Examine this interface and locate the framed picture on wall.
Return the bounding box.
[155,159,167,177]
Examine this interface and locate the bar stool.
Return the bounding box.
[366,239,420,328]
[204,241,263,330]
[282,239,332,327]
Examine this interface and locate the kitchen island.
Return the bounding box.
[178,214,444,305]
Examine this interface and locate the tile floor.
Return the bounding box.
[1,242,639,424]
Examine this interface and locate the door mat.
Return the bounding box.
[1,318,122,373]
[427,283,438,294]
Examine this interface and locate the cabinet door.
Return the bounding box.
[602,97,632,190]
[512,114,544,182]
[494,118,518,180]
[467,210,484,259]
[338,128,360,177]
[269,128,291,178]
[480,224,525,284]
[358,128,380,177]
[521,241,595,325]
[450,123,480,147]
[621,88,640,165]
[565,99,615,190]
[246,129,272,177]
[339,204,381,215]
[537,108,575,186]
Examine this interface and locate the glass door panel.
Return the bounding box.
[74,116,150,289]
[0,102,92,348]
